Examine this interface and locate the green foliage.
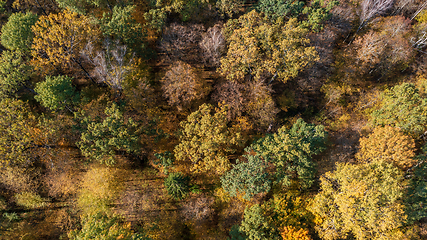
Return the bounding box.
[220,11,318,83]
[240,204,281,240]
[68,212,150,240]
[174,103,241,174]
[144,8,167,33]
[221,154,271,200]
[76,103,140,165]
[34,75,79,111]
[256,0,337,32]
[100,5,145,52]
[2,212,20,222]
[228,225,247,240]
[251,118,327,189]
[0,50,32,99]
[256,0,304,21]
[0,98,34,166]
[405,148,427,224]
[164,172,189,200]
[301,0,338,32]
[14,192,49,209]
[154,151,174,174]
[309,161,407,240]
[1,12,38,52]
[371,83,427,136]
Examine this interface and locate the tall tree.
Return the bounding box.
[371,82,427,137]
[221,154,271,200]
[219,10,318,83]
[251,119,327,189]
[0,50,33,99]
[356,125,417,169]
[174,103,242,174]
[309,161,408,240]
[31,9,100,75]
[1,12,38,53]
[0,99,35,166]
[75,103,140,165]
[161,61,208,110]
[34,75,79,111]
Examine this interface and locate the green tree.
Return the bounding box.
[221,154,271,200]
[174,103,242,174]
[76,103,140,165]
[309,161,408,240]
[219,10,318,83]
[0,50,32,99]
[68,212,150,240]
[239,204,281,240]
[405,147,427,224]
[371,83,427,136]
[1,12,38,53]
[164,172,189,200]
[99,5,145,53]
[34,75,79,111]
[251,119,327,189]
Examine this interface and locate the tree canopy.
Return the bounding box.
[1,12,38,53]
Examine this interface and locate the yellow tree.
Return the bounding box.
[356,126,417,169]
[219,10,318,83]
[31,9,100,75]
[174,104,242,175]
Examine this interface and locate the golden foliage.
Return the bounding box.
[31,9,100,75]
[280,226,312,240]
[356,125,416,169]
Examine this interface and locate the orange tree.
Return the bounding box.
[31,9,100,76]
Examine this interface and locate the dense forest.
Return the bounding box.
[0,0,426,239]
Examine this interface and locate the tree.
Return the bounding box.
[371,82,427,136]
[0,99,35,166]
[0,50,33,99]
[1,12,38,53]
[256,0,337,32]
[174,104,241,174]
[221,154,271,200]
[405,157,427,224]
[359,0,394,31]
[309,161,407,240]
[161,61,208,110]
[280,226,312,240]
[34,75,79,111]
[68,212,150,240]
[239,204,281,240]
[75,103,140,165]
[354,16,414,76]
[31,9,100,75]
[12,0,58,15]
[164,172,190,200]
[99,5,145,53]
[251,119,327,189]
[82,40,133,92]
[244,80,279,129]
[199,24,225,67]
[216,0,246,18]
[219,10,318,83]
[356,125,417,169]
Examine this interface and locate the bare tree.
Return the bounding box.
[161,61,209,110]
[200,24,226,67]
[356,0,394,35]
[212,81,245,120]
[158,23,205,64]
[82,39,133,92]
